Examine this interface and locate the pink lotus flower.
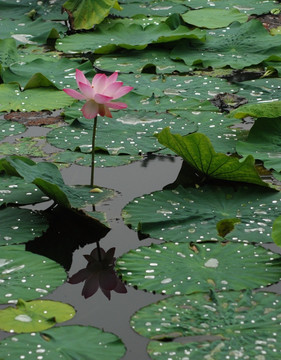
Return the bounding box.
[63,69,133,119]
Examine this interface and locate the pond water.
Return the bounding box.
[0,151,183,359]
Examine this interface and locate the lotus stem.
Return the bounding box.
[96,241,102,261]
[91,116,98,187]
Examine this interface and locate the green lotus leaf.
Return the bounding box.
[186,0,281,15]
[0,119,25,141]
[0,207,48,246]
[236,117,281,172]
[131,291,281,360]
[168,110,243,154]
[1,156,115,210]
[110,1,188,17]
[272,214,281,247]
[182,8,248,28]
[17,44,62,64]
[0,325,126,360]
[95,48,191,74]
[230,100,281,119]
[0,0,68,21]
[235,78,281,103]
[0,298,75,333]
[116,242,281,295]
[122,184,281,243]
[171,20,281,69]
[156,127,267,186]
[47,110,197,156]
[56,21,205,54]
[0,84,75,112]
[2,58,94,90]
[0,137,47,158]
[0,16,66,45]
[0,175,47,207]
[62,0,117,29]
[0,245,66,304]
[122,92,217,113]
[0,0,31,19]
[51,150,142,168]
[118,73,239,99]
[0,38,19,68]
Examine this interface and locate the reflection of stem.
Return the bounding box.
[91,116,98,187]
[96,241,102,261]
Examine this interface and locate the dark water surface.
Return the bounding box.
[52,156,183,360]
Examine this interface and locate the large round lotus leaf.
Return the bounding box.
[0,298,75,333]
[47,110,197,156]
[51,150,142,168]
[0,16,66,45]
[0,84,75,112]
[0,245,66,304]
[182,8,248,29]
[95,48,191,74]
[2,58,94,90]
[118,73,239,99]
[110,1,188,17]
[123,92,218,113]
[0,175,47,207]
[0,325,126,360]
[235,78,281,103]
[236,118,281,172]
[56,21,205,53]
[122,184,281,243]
[0,207,49,246]
[186,0,281,15]
[0,119,25,141]
[131,291,281,360]
[116,242,281,295]
[171,20,281,69]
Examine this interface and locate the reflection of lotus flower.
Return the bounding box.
[68,247,127,300]
[63,69,134,119]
